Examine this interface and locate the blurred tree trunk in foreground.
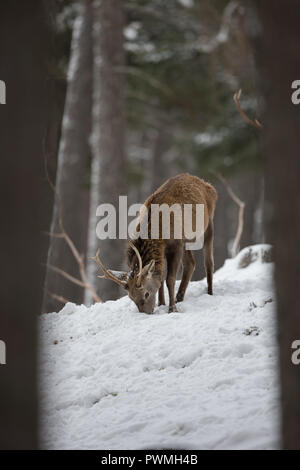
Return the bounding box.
[0,0,52,449]
[43,0,93,312]
[253,0,300,449]
[86,0,127,302]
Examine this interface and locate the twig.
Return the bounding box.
[233,89,263,130]
[44,264,86,288]
[47,291,71,306]
[215,172,245,258]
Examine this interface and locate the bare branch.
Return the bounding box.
[44,264,86,288]
[43,231,65,239]
[215,172,245,258]
[233,89,263,130]
[47,291,71,306]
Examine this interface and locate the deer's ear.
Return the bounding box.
[142,260,155,279]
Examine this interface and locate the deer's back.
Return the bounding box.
[145,173,217,220]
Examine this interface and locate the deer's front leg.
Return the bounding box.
[166,245,183,313]
[166,276,177,313]
[158,281,166,306]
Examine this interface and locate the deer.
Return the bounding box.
[92,173,217,314]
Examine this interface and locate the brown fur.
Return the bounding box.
[126,173,217,313]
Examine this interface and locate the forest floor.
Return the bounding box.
[40,244,279,450]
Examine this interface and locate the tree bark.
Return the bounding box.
[86,0,127,301]
[252,0,300,449]
[43,0,93,312]
[0,0,52,449]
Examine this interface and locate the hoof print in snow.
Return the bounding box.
[261,247,274,264]
[248,298,272,312]
[243,326,260,336]
[238,248,255,268]
[238,245,273,269]
[248,301,257,311]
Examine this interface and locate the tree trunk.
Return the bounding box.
[86,0,126,302]
[0,0,52,449]
[253,0,300,449]
[43,0,93,312]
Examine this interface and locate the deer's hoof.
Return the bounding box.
[168,305,178,313]
[176,292,184,303]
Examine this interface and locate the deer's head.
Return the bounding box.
[91,243,160,314]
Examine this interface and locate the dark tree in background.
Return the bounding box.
[43,0,93,312]
[252,0,300,449]
[86,0,127,301]
[0,0,52,449]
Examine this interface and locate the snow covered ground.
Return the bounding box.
[40,244,280,450]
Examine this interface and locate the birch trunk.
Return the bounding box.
[86,0,126,302]
[43,0,93,312]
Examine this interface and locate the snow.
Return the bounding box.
[40,244,279,449]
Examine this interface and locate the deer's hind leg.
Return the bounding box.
[204,219,214,295]
[176,250,195,303]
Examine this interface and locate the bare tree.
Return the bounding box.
[43,0,93,312]
[86,0,127,302]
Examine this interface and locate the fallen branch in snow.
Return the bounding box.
[233,89,263,130]
[215,172,245,258]
[44,158,102,306]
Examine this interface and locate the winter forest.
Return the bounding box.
[43,0,264,310]
[0,0,300,452]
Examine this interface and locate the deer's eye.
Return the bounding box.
[145,292,150,299]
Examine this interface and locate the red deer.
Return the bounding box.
[92,173,217,314]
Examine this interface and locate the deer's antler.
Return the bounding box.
[128,241,143,286]
[91,249,128,288]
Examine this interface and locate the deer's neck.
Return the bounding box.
[128,238,164,279]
